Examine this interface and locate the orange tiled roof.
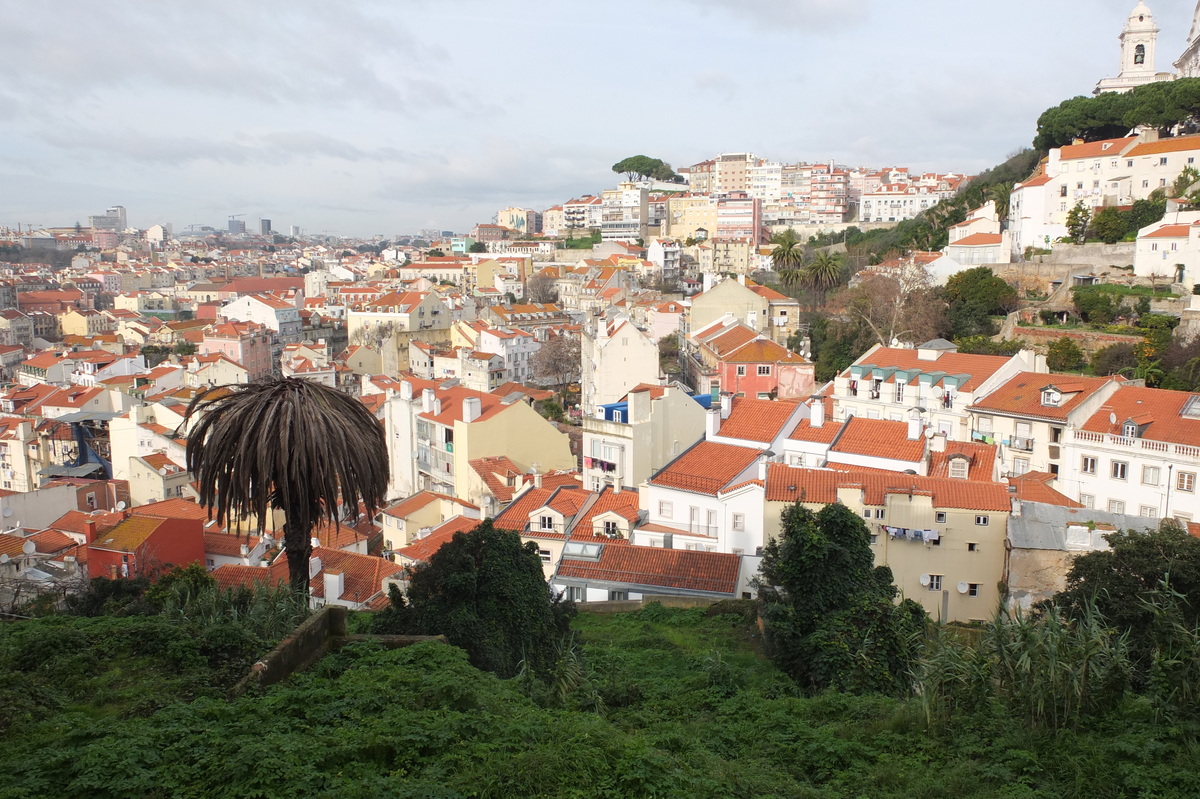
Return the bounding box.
[1124,135,1200,157]
[830,417,926,463]
[927,442,997,482]
[1081,386,1200,445]
[396,516,479,563]
[649,441,762,496]
[132,498,211,521]
[846,347,1013,392]
[1143,224,1195,239]
[952,233,1004,247]
[1009,472,1084,508]
[971,372,1114,421]
[204,531,262,558]
[557,544,739,595]
[717,397,800,443]
[765,463,1012,511]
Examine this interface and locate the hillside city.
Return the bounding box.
[2,5,1200,624]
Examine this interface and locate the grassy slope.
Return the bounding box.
[1,606,1197,798]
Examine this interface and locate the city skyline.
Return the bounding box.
[2,0,1196,237]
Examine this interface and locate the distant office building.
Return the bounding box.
[260,219,272,235]
[88,205,126,232]
[228,217,246,235]
[290,225,301,237]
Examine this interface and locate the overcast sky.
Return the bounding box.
[2,0,1198,238]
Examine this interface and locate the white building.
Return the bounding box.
[1095,2,1174,94]
[1134,210,1200,285]
[580,313,661,417]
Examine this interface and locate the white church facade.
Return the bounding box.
[1096,2,1200,94]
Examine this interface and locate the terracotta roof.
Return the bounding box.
[1080,386,1200,445]
[971,373,1114,421]
[469,455,525,503]
[50,509,123,537]
[1124,135,1200,157]
[395,516,479,563]
[1143,224,1195,239]
[829,417,926,463]
[383,490,477,520]
[927,441,997,482]
[649,441,762,496]
[491,382,554,402]
[721,338,808,365]
[210,563,284,592]
[204,531,262,558]
[28,529,76,554]
[787,414,843,444]
[701,324,760,357]
[557,544,739,595]
[1009,472,1084,508]
[765,463,1012,511]
[846,347,1013,392]
[952,233,1004,247]
[717,397,800,443]
[132,498,211,520]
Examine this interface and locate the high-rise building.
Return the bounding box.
[88,205,126,231]
[260,219,272,235]
[228,217,246,235]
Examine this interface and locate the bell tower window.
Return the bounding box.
[1135,44,1146,65]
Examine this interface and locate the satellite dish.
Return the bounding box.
[1109,412,1117,426]
[919,573,932,587]
[0,554,7,564]
[116,501,127,511]
[2,508,11,518]
[932,386,944,398]
[957,581,970,594]
[924,428,934,439]
[22,540,35,555]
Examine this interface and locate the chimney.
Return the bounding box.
[930,432,947,453]
[757,458,769,482]
[907,417,921,441]
[310,535,320,550]
[737,274,746,286]
[421,388,435,413]
[308,554,322,580]
[532,471,542,489]
[323,569,345,601]
[463,396,481,423]
[720,392,732,420]
[83,519,97,544]
[400,380,413,400]
[702,273,715,293]
[810,396,824,428]
[433,398,443,416]
[628,388,650,424]
[706,407,721,439]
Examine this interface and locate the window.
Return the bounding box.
[736,365,746,376]
[875,509,885,520]
[1051,427,1063,444]
[539,515,555,531]
[757,365,771,376]
[968,542,979,552]
[1013,457,1030,477]
[928,574,943,591]
[976,415,993,434]
[568,586,584,602]
[863,509,873,519]
[1179,472,1196,493]
[538,549,551,563]
[1060,185,1068,197]
[658,501,673,518]
[975,515,989,526]
[968,583,980,597]
[1160,156,1169,166]
[1111,461,1128,480]
[1041,390,1059,406]
[1140,506,1158,519]
[935,511,947,524]
[732,513,745,531]
[1123,422,1139,438]
[1142,466,1160,486]
[1109,499,1126,514]
[603,520,619,537]
[1081,493,1095,509]
[608,590,628,601]
[1081,456,1097,474]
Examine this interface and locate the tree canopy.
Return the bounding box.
[612,155,680,183]
[1033,78,1200,151]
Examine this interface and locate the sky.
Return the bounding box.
[2,0,1199,238]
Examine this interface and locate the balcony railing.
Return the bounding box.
[1069,429,1200,462]
[1010,436,1034,453]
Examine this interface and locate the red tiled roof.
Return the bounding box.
[396,516,479,563]
[847,347,1013,392]
[952,233,1003,247]
[204,531,262,558]
[50,509,123,537]
[649,441,762,496]
[470,455,525,503]
[557,544,739,595]
[1059,137,1137,160]
[717,397,800,443]
[765,463,1012,511]
[1124,135,1200,157]
[971,372,1115,421]
[132,498,211,520]
[927,442,997,482]
[28,529,76,554]
[1143,224,1195,239]
[1081,386,1200,445]
[1009,472,1084,508]
[829,417,926,463]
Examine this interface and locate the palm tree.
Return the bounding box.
[802,250,846,304]
[182,378,388,593]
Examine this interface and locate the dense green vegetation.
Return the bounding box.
[1034,79,1200,151]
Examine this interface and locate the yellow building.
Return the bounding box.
[666,195,718,241]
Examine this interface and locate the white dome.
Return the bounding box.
[1127,2,1156,31]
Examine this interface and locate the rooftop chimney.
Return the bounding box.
[720,392,732,420]
[706,407,721,439]
[930,432,947,453]
[421,388,435,413]
[400,380,413,400]
[463,396,482,423]
[323,569,345,601]
[907,417,921,441]
[83,519,97,544]
[308,555,322,580]
[810,396,824,428]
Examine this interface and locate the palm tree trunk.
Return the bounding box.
[283,523,313,595]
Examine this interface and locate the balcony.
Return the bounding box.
[1009,436,1034,453]
[1069,429,1200,464]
